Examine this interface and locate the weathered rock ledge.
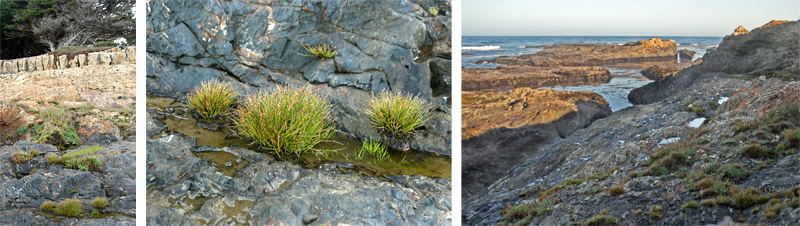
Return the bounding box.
[462,66,611,91]
[462,88,611,198]
[482,38,678,67]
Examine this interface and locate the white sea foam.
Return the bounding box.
[462,45,501,51]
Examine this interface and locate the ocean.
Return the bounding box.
[462,36,723,69]
[463,36,724,111]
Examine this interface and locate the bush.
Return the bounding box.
[11,150,38,163]
[33,106,81,148]
[55,199,82,217]
[366,91,432,139]
[233,87,335,154]
[0,104,22,126]
[92,197,107,208]
[358,138,389,162]
[298,42,336,59]
[608,185,625,196]
[40,201,55,211]
[93,41,117,47]
[186,81,237,118]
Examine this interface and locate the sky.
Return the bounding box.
[463,0,800,36]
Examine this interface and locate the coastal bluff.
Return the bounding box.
[0,47,135,74]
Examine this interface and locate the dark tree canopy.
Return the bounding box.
[0,0,134,59]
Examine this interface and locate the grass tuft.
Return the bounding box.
[233,86,335,154]
[681,200,698,209]
[428,7,439,16]
[734,187,767,208]
[52,146,105,171]
[55,198,82,217]
[608,185,625,196]
[298,42,337,59]
[40,201,55,211]
[366,91,432,139]
[583,209,619,225]
[92,197,107,208]
[358,138,389,162]
[186,81,237,118]
[501,196,556,222]
[11,150,39,163]
[741,143,769,158]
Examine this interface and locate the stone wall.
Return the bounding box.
[0,47,136,74]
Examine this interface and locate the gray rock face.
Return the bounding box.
[629,20,799,104]
[146,0,452,155]
[0,141,136,225]
[146,116,451,225]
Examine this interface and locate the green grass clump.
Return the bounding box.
[31,106,81,148]
[52,146,105,171]
[734,187,767,208]
[92,197,107,208]
[583,209,619,225]
[233,87,335,154]
[608,185,625,196]
[701,199,717,207]
[186,81,237,118]
[11,150,39,163]
[366,91,431,139]
[298,42,337,59]
[741,143,768,158]
[358,138,389,162]
[646,141,696,176]
[720,163,748,181]
[40,201,55,211]
[55,199,82,217]
[681,200,698,209]
[500,197,556,222]
[428,7,439,16]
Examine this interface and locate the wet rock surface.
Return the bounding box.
[463,20,800,226]
[146,0,452,155]
[146,113,451,225]
[0,141,136,225]
[462,88,611,199]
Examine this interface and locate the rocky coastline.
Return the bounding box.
[463,20,800,225]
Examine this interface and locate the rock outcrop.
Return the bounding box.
[146,0,452,155]
[733,25,749,36]
[640,62,697,81]
[0,141,136,225]
[483,38,678,68]
[678,49,696,62]
[462,66,611,91]
[462,88,611,199]
[629,20,799,104]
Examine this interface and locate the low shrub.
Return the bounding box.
[720,163,748,181]
[584,209,619,225]
[51,46,111,61]
[52,146,104,172]
[186,81,237,118]
[501,197,556,221]
[92,197,107,208]
[55,199,82,217]
[366,91,431,139]
[0,104,22,126]
[40,201,55,211]
[681,200,698,209]
[734,187,767,208]
[233,87,335,154]
[11,150,39,163]
[608,185,625,196]
[32,106,81,148]
[298,42,336,59]
[741,143,768,158]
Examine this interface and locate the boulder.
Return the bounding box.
[678,49,695,62]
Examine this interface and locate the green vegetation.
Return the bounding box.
[582,209,619,225]
[719,163,747,181]
[233,87,335,154]
[733,187,767,208]
[298,42,337,59]
[21,105,81,149]
[55,199,82,217]
[740,143,768,158]
[50,146,105,172]
[358,138,389,162]
[91,197,107,208]
[366,91,431,139]
[645,140,696,176]
[649,205,663,219]
[50,46,112,60]
[40,201,54,211]
[428,7,439,16]
[608,185,625,196]
[186,81,237,118]
[500,197,556,224]
[11,150,38,163]
[681,200,698,209]
[700,199,716,207]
